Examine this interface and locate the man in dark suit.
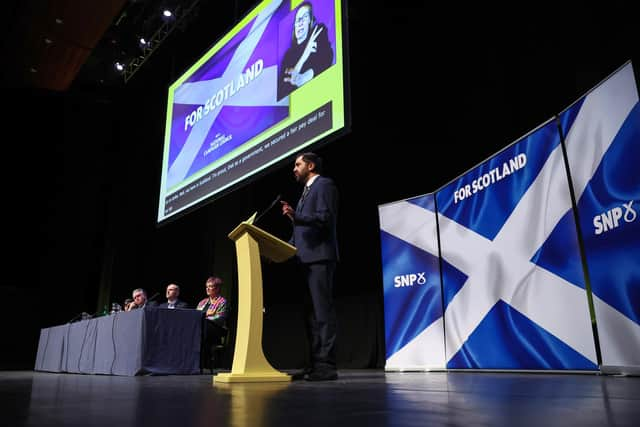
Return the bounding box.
[125,288,159,311]
[281,152,339,381]
[158,283,190,309]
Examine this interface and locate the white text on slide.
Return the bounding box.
[184,59,264,131]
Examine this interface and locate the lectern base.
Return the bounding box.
[214,372,292,383]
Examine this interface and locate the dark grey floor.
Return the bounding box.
[2,369,639,427]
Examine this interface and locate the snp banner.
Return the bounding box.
[558,61,640,373]
[436,119,597,370]
[378,194,445,370]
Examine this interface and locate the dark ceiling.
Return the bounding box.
[0,0,205,91]
[1,0,636,120]
[1,0,128,91]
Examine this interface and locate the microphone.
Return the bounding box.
[68,312,89,323]
[148,292,160,302]
[254,194,281,224]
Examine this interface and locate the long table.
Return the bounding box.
[34,307,203,376]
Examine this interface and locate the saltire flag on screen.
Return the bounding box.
[378,194,445,370]
[558,61,640,370]
[435,118,598,370]
[167,1,290,190]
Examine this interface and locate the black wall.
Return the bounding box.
[3,1,637,370]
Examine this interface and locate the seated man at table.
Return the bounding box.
[125,288,158,311]
[158,283,190,309]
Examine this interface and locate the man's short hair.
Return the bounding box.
[132,288,146,298]
[298,152,323,174]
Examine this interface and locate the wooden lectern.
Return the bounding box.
[214,213,296,384]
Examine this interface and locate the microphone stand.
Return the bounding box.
[255,194,281,224]
[68,312,85,323]
[68,311,93,323]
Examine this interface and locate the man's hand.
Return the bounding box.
[285,25,324,87]
[284,69,314,87]
[298,25,323,68]
[281,200,294,220]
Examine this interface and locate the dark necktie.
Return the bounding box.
[300,185,310,202]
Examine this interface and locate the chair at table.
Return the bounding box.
[200,310,233,374]
[209,325,231,372]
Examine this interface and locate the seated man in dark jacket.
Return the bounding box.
[158,283,190,309]
[125,288,158,311]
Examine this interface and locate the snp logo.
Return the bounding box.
[593,200,637,235]
[394,272,427,287]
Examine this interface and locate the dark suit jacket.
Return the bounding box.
[128,300,158,310]
[290,175,339,264]
[158,299,190,309]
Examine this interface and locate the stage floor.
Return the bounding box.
[3,369,639,426]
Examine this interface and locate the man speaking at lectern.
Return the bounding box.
[281,152,339,381]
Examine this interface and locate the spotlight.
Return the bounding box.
[161,9,175,22]
[138,37,150,49]
[114,62,125,72]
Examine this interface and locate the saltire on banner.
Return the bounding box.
[435,118,597,370]
[558,61,640,373]
[378,194,445,370]
[377,60,638,373]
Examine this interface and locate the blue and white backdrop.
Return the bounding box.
[378,61,639,373]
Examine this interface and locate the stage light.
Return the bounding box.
[161,9,174,21]
[138,37,150,50]
[114,62,124,72]
[121,0,202,83]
